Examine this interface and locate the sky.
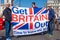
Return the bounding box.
[0,0,4,4]
[0,0,47,8]
[13,0,47,8]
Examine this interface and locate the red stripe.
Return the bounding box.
[30,22,33,30]
[29,8,33,30]
[13,23,24,30]
[29,8,33,15]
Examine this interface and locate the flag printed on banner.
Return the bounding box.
[12,7,49,35]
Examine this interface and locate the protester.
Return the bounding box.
[47,4,55,37]
[32,2,37,8]
[3,3,11,40]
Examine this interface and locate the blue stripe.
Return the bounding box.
[34,8,42,14]
[12,22,18,27]
[18,23,29,30]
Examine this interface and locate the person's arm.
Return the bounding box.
[51,9,55,19]
[3,10,7,21]
[3,10,5,21]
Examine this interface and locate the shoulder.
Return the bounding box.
[8,8,11,12]
[3,8,7,12]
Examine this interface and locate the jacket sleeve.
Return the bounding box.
[52,9,55,19]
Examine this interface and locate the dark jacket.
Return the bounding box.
[48,8,55,21]
[3,8,12,22]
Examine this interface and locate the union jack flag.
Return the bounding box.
[12,7,48,30]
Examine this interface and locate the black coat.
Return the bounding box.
[3,8,12,22]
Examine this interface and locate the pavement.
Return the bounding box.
[0,27,60,40]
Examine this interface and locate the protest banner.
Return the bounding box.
[12,7,49,36]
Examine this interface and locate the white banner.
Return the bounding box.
[12,7,49,36]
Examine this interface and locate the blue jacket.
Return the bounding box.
[48,8,55,20]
